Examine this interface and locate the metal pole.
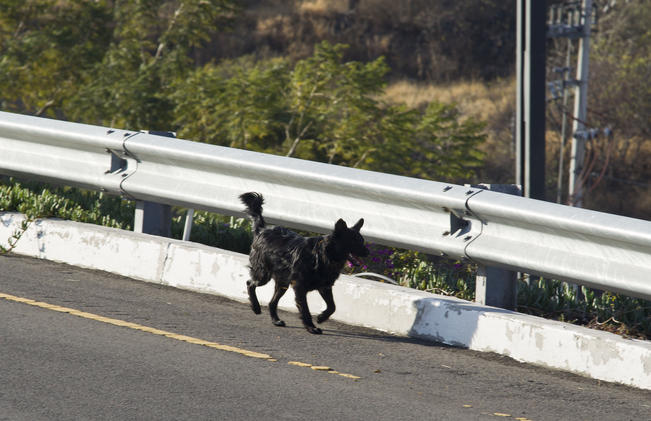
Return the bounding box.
[516,0,546,201]
[568,0,592,207]
[556,41,573,204]
[182,208,195,241]
[515,0,525,190]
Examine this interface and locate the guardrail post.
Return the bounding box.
[475,266,518,310]
[132,131,176,238]
[133,201,172,237]
[470,184,522,310]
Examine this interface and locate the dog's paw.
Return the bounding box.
[250,303,261,314]
[306,326,323,334]
[272,320,286,327]
[316,314,330,324]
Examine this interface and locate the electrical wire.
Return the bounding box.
[584,130,615,195]
[550,101,617,205]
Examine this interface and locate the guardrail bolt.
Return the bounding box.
[464,235,472,242]
[442,230,450,236]
[106,130,114,135]
[465,190,474,195]
[443,186,453,192]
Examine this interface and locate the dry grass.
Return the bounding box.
[384,78,515,122]
[299,0,352,14]
[247,0,297,18]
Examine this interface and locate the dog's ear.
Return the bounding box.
[335,218,348,232]
[352,218,364,232]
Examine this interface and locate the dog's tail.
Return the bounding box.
[239,192,266,235]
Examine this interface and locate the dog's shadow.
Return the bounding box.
[316,325,450,348]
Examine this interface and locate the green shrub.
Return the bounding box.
[517,277,650,340]
[171,212,252,255]
[0,178,132,228]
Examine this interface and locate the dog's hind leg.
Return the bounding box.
[268,282,288,327]
[316,287,336,324]
[293,285,322,334]
[247,265,271,315]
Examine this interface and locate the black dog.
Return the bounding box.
[239,192,369,334]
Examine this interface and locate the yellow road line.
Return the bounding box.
[0,291,273,360]
[0,292,360,379]
[288,360,361,380]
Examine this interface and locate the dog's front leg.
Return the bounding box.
[293,285,322,334]
[316,287,335,324]
[269,282,288,327]
[247,280,261,314]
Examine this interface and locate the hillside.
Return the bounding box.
[205,0,515,82]
[205,0,649,219]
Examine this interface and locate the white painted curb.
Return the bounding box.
[2,213,650,390]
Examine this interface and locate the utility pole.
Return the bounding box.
[567,0,593,207]
[516,0,547,201]
[547,0,599,207]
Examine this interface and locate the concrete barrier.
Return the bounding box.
[1,212,650,390]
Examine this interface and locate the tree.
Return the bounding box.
[173,42,485,182]
[282,42,390,163]
[0,0,111,116]
[0,0,237,130]
[580,0,651,218]
[172,56,290,150]
[1,3,485,185]
[71,0,237,130]
[369,102,485,180]
[590,0,650,142]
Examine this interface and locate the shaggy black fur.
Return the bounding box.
[239,192,369,334]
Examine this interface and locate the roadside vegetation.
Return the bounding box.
[1,1,649,339]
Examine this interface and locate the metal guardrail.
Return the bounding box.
[1,111,650,300]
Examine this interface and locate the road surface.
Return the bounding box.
[1,254,649,420]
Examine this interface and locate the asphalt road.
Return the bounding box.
[1,254,649,421]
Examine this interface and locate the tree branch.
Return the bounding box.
[286,120,312,157]
[353,148,374,168]
[34,99,55,117]
[154,4,184,61]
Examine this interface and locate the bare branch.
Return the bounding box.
[34,99,55,117]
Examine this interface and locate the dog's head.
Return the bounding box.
[332,218,369,265]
